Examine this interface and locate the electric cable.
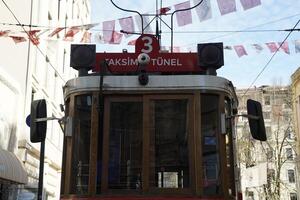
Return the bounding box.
[1,0,66,83]
[242,19,300,98]
[182,13,300,47]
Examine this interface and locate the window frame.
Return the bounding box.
[61,91,237,198]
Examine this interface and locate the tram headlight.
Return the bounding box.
[197,43,224,70]
[70,44,96,71]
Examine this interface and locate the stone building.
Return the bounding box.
[0,0,91,199]
[236,86,298,200]
[291,67,300,200]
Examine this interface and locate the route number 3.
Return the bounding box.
[141,36,153,53]
[136,34,159,54]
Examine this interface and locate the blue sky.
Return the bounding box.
[91,0,300,88]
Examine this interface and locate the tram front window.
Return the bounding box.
[108,102,143,189]
[201,94,221,195]
[149,99,189,188]
[71,95,92,194]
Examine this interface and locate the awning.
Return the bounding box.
[0,148,28,184]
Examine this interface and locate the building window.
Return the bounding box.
[266,126,272,140]
[290,193,297,200]
[286,128,294,140]
[288,169,295,183]
[247,191,254,200]
[267,169,275,185]
[266,149,273,160]
[286,148,293,160]
[263,112,270,119]
[264,96,270,105]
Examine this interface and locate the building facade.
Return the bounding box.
[0,0,91,199]
[236,86,298,200]
[291,67,300,200]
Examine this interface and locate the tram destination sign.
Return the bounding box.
[93,34,205,74]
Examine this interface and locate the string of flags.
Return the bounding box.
[228,41,300,57]
[0,0,263,46]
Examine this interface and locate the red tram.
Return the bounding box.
[30,34,266,200]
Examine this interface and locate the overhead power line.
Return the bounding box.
[242,19,300,97]
[1,0,66,84]
[182,13,300,47]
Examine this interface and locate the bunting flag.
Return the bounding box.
[252,44,263,53]
[110,31,123,44]
[0,30,10,37]
[119,16,135,37]
[159,7,171,15]
[265,42,278,53]
[278,41,290,54]
[217,0,237,15]
[194,0,212,22]
[174,1,193,26]
[9,36,27,44]
[135,14,153,34]
[28,30,40,45]
[234,45,248,57]
[82,23,98,30]
[172,46,181,52]
[64,26,80,41]
[160,46,168,51]
[295,40,300,53]
[93,32,104,44]
[103,20,115,43]
[127,39,137,45]
[240,0,261,10]
[48,27,64,37]
[224,45,232,50]
[81,31,91,43]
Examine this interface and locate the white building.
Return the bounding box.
[0,0,91,199]
[236,86,298,200]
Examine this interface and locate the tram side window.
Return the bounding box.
[149,100,189,188]
[225,98,236,196]
[201,95,221,195]
[108,102,143,189]
[70,95,92,194]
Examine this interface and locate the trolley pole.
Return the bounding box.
[37,140,45,200]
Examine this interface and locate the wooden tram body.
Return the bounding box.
[59,34,242,200]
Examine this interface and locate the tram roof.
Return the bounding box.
[64,75,237,100]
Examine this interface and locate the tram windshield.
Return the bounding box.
[61,92,236,198]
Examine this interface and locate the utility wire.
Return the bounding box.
[182,13,300,47]
[1,0,66,84]
[242,19,300,98]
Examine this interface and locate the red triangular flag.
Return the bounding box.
[64,26,80,41]
[159,7,171,15]
[9,36,27,44]
[48,27,64,37]
[27,30,40,45]
[174,1,193,27]
[81,31,92,43]
[128,39,137,46]
[0,30,10,37]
